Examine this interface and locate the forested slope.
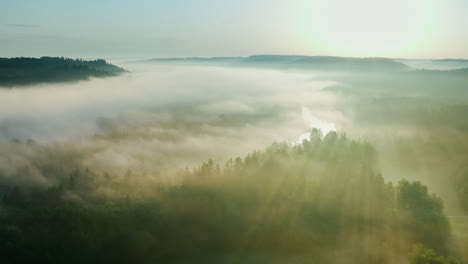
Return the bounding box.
[0,57,126,87]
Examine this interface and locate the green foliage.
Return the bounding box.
[455,168,468,212]
[410,244,463,264]
[397,180,451,253]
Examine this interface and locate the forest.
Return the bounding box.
[0,59,466,264]
[0,131,461,263]
[0,57,126,87]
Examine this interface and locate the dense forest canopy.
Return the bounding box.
[0,57,126,87]
[0,131,459,263]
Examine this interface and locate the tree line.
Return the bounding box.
[0,57,126,87]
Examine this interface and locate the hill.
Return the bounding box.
[145,55,412,72]
[0,57,126,87]
[396,58,468,70]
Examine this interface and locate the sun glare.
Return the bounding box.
[294,0,438,57]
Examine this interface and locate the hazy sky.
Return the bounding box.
[1,0,467,59]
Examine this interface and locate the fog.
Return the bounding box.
[0,61,467,263]
[0,64,340,141]
[1,62,467,211]
[0,64,343,183]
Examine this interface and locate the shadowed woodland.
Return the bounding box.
[0,131,462,264]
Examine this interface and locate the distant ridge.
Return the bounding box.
[395,58,468,71]
[143,55,412,72]
[410,67,468,76]
[0,57,127,87]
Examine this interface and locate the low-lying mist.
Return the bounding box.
[0,61,467,263]
[0,64,342,184]
[1,61,467,214]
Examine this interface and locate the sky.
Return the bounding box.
[1,0,467,59]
